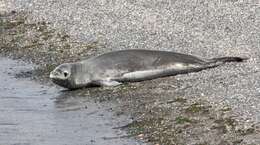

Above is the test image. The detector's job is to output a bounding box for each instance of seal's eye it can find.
[63,71,69,77]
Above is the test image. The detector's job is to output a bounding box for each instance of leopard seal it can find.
[49,49,246,89]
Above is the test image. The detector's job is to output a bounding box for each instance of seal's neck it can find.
[70,62,92,88]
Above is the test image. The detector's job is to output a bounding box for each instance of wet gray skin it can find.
[0,57,143,145]
[50,49,245,89]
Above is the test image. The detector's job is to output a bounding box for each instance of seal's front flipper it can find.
[100,80,122,87]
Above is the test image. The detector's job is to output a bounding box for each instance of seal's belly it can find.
[120,69,170,81]
[110,63,201,82]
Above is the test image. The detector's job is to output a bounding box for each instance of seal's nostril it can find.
[49,71,55,78]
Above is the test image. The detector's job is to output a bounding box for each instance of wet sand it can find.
[0,57,143,145]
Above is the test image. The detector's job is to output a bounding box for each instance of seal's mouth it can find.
[51,78,80,90]
[50,76,70,88]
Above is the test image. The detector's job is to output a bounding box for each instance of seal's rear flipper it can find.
[202,56,248,70]
[210,57,248,63]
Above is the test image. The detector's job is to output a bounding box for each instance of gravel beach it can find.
[1,0,260,144]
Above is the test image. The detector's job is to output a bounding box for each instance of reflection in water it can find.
[54,89,91,112]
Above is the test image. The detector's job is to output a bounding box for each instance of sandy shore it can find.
[1,0,259,144]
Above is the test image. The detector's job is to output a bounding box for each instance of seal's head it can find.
[50,63,93,89]
[49,63,75,89]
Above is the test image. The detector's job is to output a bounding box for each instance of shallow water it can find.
[0,57,142,145]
